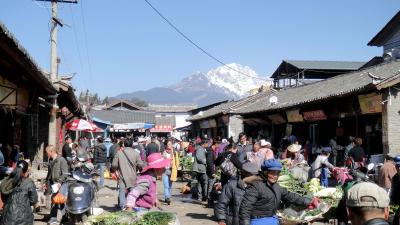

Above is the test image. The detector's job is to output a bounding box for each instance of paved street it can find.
[34,178,215,225]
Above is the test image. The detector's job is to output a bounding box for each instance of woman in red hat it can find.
[125,153,170,211]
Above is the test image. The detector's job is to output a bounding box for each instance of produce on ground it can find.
[87,211,175,225]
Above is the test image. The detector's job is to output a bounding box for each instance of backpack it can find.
[220,154,237,177]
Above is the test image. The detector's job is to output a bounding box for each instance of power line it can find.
[69,5,84,74]
[79,0,94,84]
[142,0,268,81]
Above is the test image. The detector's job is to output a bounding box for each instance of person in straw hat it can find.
[125,152,170,211]
[259,139,274,160]
[286,143,305,169]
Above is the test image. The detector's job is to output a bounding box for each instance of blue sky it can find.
[1,1,399,97]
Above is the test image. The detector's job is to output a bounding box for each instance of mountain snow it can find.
[205,63,265,97]
[170,63,268,98]
[116,63,270,106]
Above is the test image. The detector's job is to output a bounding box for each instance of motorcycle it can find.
[61,150,98,224]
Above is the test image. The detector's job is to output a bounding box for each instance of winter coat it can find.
[192,146,207,174]
[391,173,400,205]
[62,143,72,160]
[348,146,366,162]
[215,176,256,225]
[112,147,145,188]
[0,177,38,225]
[215,151,242,186]
[93,143,107,164]
[237,142,253,163]
[146,142,159,156]
[206,147,216,177]
[239,179,311,225]
[46,156,69,185]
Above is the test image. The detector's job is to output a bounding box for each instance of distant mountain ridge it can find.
[116,63,270,106]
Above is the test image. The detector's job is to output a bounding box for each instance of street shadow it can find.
[99,205,120,212]
[170,194,205,206]
[185,213,216,221]
[104,184,118,190]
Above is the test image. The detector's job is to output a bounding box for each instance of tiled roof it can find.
[368,11,400,46]
[187,91,270,121]
[0,22,56,94]
[91,110,155,124]
[155,116,176,126]
[146,104,197,113]
[105,100,143,110]
[283,60,365,71]
[237,60,400,114]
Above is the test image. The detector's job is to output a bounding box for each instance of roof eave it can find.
[368,11,400,46]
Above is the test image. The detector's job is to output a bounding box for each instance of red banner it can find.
[150,125,173,133]
[303,110,327,121]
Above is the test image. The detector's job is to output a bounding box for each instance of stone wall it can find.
[228,115,243,141]
[382,87,400,154]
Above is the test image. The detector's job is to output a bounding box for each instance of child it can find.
[125,153,170,211]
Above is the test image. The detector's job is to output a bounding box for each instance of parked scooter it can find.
[61,149,98,224]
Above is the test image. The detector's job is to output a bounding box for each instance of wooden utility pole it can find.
[35,0,77,147]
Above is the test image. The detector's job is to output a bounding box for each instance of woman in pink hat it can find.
[125,152,170,211]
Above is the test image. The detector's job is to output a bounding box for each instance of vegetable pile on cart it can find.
[85,211,179,225]
[277,167,343,224]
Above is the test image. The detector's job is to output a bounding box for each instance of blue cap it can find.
[394,155,400,165]
[322,147,332,153]
[261,159,282,171]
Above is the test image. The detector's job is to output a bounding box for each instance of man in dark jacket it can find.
[93,136,107,188]
[62,137,73,163]
[239,159,317,225]
[346,182,390,225]
[46,145,69,225]
[206,140,218,207]
[391,155,400,225]
[192,140,208,201]
[237,133,253,163]
[216,162,259,225]
[146,136,159,156]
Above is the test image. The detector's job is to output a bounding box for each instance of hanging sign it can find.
[303,110,327,121]
[222,115,230,125]
[286,109,304,122]
[209,119,217,128]
[358,93,382,114]
[200,120,210,129]
[150,125,173,133]
[267,114,286,124]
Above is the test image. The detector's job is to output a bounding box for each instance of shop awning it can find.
[112,123,154,130]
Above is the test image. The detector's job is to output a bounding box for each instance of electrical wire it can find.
[69,5,84,76]
[79,0,94,84]
[142,0,268,81]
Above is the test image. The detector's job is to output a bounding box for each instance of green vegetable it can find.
[87,211,174,225]
[304,209,322,217]
[390,204,400,216]
[137,212,174,225]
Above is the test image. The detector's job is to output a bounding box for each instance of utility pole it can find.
[35,0,77,148]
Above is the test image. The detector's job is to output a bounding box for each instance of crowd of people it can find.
[0,131,398,225]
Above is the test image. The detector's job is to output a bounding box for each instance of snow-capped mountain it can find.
[116,63,269,106]
[205,63,265,97]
